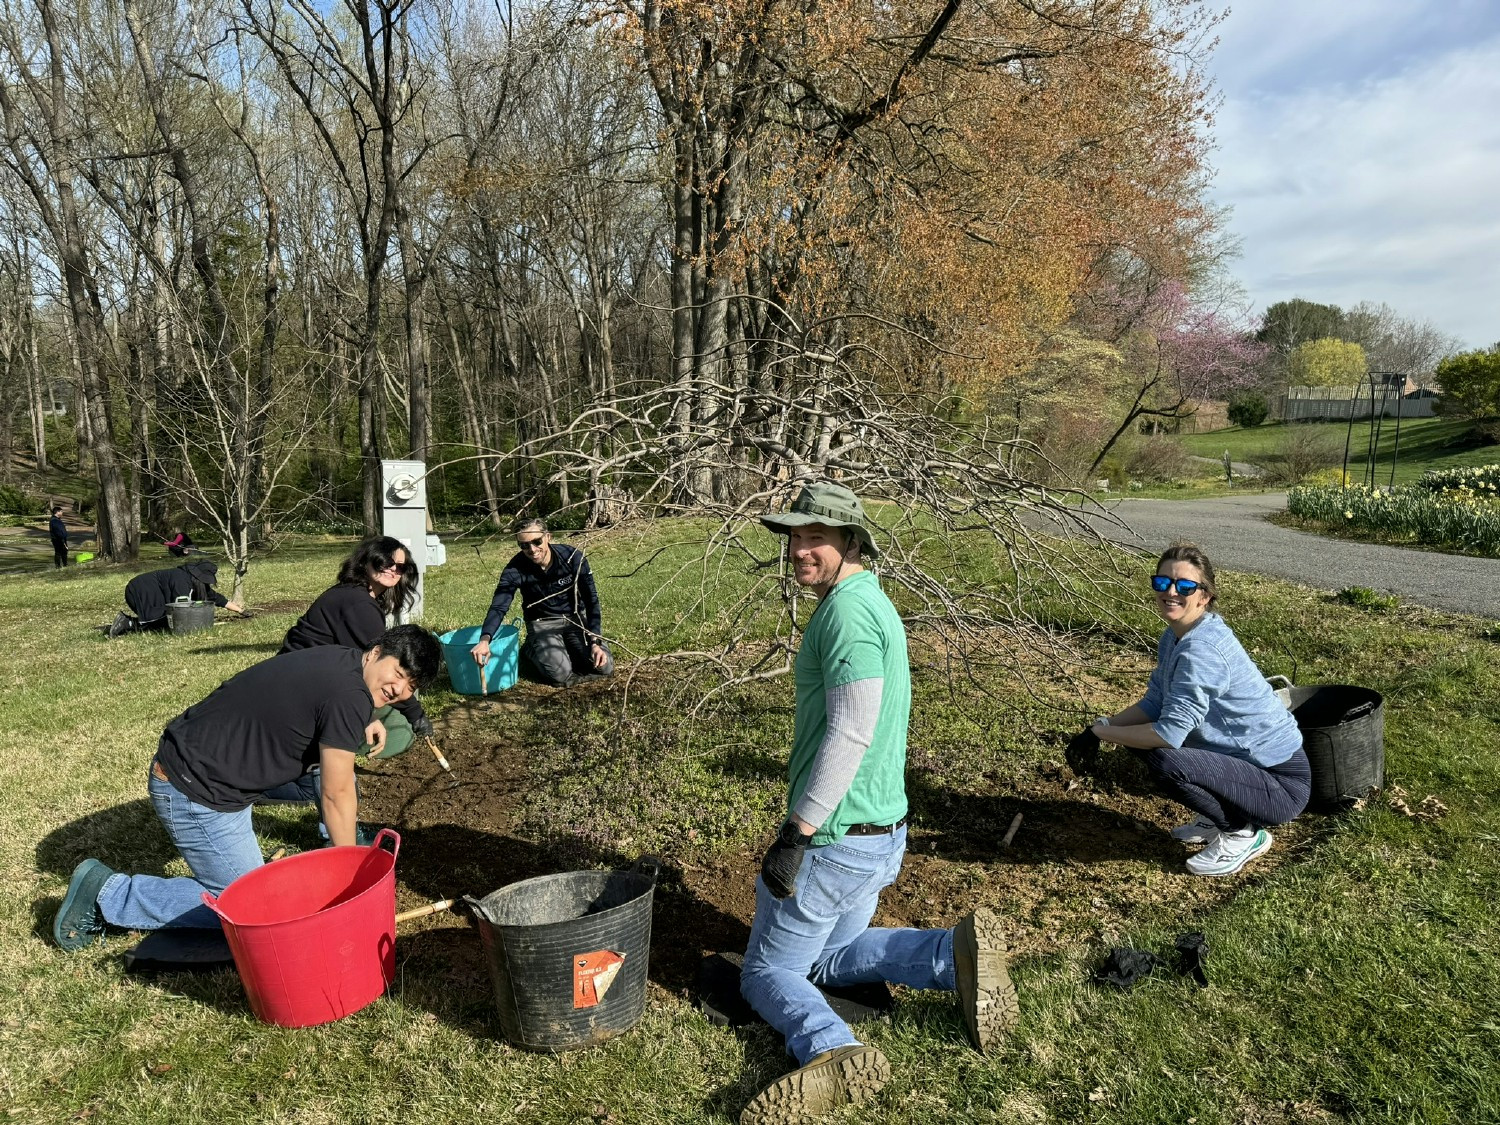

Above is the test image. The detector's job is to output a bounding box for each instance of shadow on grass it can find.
[908,780,1185,871]
[35,798,171,880]
[906,735,1187,869]
[180,641,284,657]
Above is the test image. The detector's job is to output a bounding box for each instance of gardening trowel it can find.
[427,735,460,789]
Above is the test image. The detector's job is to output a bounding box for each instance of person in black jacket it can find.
[469,519,614,687]
[48,506,69,568]
[108,561,242,637]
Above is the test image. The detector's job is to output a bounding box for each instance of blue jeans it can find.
[97,768,265,930]
[740,826,956,1064]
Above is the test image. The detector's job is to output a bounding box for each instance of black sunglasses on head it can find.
[1151,575,1201,595]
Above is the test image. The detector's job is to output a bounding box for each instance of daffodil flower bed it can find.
[1288,475,1500,556]
[1416,464,1500,495]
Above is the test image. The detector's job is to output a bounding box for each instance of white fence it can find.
[1278,387,1437,422]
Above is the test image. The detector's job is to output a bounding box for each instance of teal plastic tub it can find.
[440,625,519,695]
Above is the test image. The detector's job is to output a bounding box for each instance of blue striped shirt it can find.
[1139,613,1302,767]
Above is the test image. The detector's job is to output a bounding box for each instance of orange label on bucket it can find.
[573,949,626,1009]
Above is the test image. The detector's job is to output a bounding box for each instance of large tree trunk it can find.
[27,332,48,474]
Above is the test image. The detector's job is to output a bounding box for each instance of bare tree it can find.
[0,0,135,557]
[242,0,424,534]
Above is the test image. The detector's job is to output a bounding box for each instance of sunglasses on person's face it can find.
[1151,575,1201,596]
[517,537,546,549]
[377,561,407,574]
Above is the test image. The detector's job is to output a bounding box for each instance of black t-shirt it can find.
[154,647,372,811]
[279,583,426,727]
[280,584,387,654]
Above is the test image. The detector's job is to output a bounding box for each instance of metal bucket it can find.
[465,858,658,1051]
[167,601,215,635]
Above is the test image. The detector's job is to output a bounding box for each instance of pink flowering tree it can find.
[1083,279,1267,473]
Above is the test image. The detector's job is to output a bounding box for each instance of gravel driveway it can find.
[1078,491,1500,621]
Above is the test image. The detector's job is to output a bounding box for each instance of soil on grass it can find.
[355,684,1317,1007]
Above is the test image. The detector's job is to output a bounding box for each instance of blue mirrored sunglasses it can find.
[1151,575,1201,595]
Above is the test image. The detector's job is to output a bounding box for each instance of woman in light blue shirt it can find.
[1089,544,1310,876]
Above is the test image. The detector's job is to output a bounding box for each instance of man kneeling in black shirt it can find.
[52,625,443,950]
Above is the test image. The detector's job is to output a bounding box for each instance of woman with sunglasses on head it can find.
[1083,544,1309,877]
[277,536,432,757]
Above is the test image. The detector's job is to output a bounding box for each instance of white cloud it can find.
[1206,3,1500,351]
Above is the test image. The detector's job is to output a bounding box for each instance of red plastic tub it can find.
[203,829,400,1028]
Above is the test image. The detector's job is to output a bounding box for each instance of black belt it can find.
[845,817,907,836]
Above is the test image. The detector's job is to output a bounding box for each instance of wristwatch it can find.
[1093,715,1111,728]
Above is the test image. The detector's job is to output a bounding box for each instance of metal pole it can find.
[1370,376,1389,487]
[1364,375,1378,488]
[1341,384,1357,485]
[1386,371,1410,488]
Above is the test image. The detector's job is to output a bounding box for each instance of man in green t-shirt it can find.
[737,481,1020,1124]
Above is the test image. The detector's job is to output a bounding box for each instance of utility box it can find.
[380,459,445,622]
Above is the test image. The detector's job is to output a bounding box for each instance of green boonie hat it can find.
[760,481,879,558]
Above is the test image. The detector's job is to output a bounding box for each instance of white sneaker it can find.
[1170,816,1219,844]
[1185,828,1272,877]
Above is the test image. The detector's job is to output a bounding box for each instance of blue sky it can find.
[1205,0,1500,349]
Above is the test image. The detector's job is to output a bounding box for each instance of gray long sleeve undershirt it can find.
[792,676,884,829]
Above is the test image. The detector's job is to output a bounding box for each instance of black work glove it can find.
[760,821,813,899]
[1065,728,1101,776]
[1175,931,1209,988]
[411,714,435,738]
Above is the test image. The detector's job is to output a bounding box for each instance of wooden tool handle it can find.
[395,898,454,925]
[1000,813,1023,848]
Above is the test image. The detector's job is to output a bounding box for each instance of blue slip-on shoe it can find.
[53,859,115,951]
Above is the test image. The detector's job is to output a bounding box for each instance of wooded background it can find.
[0,0,1256,585]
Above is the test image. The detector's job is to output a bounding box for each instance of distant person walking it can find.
[48,506,68,568]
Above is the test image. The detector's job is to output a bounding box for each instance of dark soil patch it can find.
[357,690,1318,1008]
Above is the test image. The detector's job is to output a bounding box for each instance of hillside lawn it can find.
[2,525,1497,1123]
[1176,417,1497,488]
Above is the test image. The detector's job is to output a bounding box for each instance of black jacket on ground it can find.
[124,562,228,623]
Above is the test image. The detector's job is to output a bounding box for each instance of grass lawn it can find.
[1177,418,1497,487]
[2,526,1498,1123]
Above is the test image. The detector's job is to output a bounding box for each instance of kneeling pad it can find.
[123,927,234,975]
